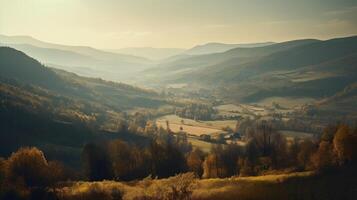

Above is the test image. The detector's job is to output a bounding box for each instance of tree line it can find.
[0,122,356,199]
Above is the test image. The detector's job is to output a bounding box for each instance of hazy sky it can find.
[1,0,357,49]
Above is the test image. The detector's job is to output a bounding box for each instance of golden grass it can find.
[188,138,214,152]
[57,171,318,200]
[157,121,225,136]
[156,115,237,136]
[157,115,237,129]
[192,171,316,200]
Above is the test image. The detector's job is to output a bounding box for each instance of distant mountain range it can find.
[142,36,357,108]
[0,35,153,82]
[108,42,275,60]
[109,47,185,60]
[2,34,356,111]
[183,42,275,55]
[0,34,276,81]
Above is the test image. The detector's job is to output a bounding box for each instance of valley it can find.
[0,34,356,200]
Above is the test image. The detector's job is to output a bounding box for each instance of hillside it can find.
[313,83,357,116]
[184,42,275,55]
[56,169,357,200]
[142,36,357,108]
[0,47,163,166]
[110,47,185,60]
[0,35,153,82]
[141,39,319,84]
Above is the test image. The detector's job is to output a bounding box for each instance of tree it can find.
[297,140,316,169]
[202,153,227,178]
[47,160,68,187]
[270,133,288,169]
[81,143,113,181]
[238,158,255,176]
[321,124,338,142]
[220,144,243,176]
[109,140,147,181]
[288,138,300,166]
[148,140,186,178]
[311,141,336,170]
[202,154,219,178]
[333,125,357,165]
[6,147,50,188]
[186,149,204,177]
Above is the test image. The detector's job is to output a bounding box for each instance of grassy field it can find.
[215,103,272,118]
[157,120,225,136]
[56,168,357,200]
[156,115,237,136]
[257,96,315,108]
[188,137,214,152]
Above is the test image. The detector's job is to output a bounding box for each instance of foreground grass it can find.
[56,169,357,200]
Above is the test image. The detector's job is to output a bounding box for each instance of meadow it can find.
[55,168,357,200]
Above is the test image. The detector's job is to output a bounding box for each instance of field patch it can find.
[156,114,237,135]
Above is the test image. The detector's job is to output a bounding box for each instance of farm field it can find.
[156,120,225,136]
[188,137,214,152]
[256,96,316,108]
[215,103,274,118]
[156,114,237,135]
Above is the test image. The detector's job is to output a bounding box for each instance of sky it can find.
[0,0,357,49]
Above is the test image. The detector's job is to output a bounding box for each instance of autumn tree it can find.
[109,139,148,181]
[220,144,243,176]
[202,154,221,178]
[81,143,113,181]
[269,133,288,169]
[311,141,336,170]
[333,125,357,165]
[297,139,316,169]
[148,140,186,178]
[6,147,50,188]
[186,149,205,177]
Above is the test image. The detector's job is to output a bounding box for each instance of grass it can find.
[187,138,214,152]
[156,121,225,136]
[257,96,316,108]
[56,168,357,200]
[156,115,237,136]
[193,169,356,200]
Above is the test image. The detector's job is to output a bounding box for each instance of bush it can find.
[6,147,50,188]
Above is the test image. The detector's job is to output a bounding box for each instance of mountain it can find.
[183,42,275,55]
[142,36,357,105]
[0,47,165,109]
[141,39,319,84]
[316,82,357,114]
[0,34,153,82]
[0,47,63,88]
[109,47,185,60]
[0,47,165,166]
[0,34,148,63]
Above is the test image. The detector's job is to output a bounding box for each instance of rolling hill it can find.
[141,39,320,84]
[183,42,275,55]
[0,34,153,82]
[109,47,185,60]
[0,47,163,166]
[142,36,357,107]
